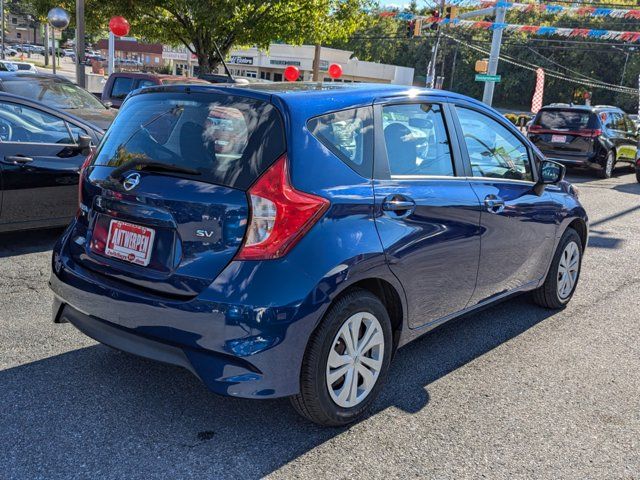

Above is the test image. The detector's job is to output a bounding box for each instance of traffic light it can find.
[444,5,458,21]
[413,19,422,37]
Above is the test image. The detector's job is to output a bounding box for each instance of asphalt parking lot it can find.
[1,170,639,479]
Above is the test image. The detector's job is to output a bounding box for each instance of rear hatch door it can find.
[71,89,285,298]
[528,108,598,156]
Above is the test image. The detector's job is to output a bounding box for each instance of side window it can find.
[137,79,156,89]
[0,101,78,144]
[307,107,373,178]
[624,115,636,134]
[456,106,533,182]
[382,103,454,176]
[110,77,135,99]
[606,112,625,131]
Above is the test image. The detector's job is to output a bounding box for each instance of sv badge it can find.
[195,229,216,238]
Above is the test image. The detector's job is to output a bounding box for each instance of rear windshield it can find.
[92,91,285,190]
[534,109,596,130]
[1,78,106,110]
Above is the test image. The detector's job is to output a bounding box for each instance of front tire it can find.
[598,150,615,179]
[636,167,640,183]
[532,228,583,309]
[291,289,393,426]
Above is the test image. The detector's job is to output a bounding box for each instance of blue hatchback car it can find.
[50,83,588,425]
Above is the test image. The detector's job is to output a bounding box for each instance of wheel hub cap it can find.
[326,312,384,408]
[557,241,580,300]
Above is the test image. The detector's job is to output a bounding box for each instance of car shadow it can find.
[1,295,556,478]
[0,227,64,258]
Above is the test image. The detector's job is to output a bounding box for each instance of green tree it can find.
[28,0,370,73]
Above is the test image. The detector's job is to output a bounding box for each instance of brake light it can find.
[77,148,95,212]
[235,154,329,260]
[578,128,602,137]
[528,124,542,133]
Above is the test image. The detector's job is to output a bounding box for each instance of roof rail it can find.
[594,105,619,109]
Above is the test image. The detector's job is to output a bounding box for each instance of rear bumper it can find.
[542,154,601,169]
[49,247,325,399]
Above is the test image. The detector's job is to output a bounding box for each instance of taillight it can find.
[578,128,602,137]
[78,148,95,212]
[528,124,542,133]
[235,154,329,260]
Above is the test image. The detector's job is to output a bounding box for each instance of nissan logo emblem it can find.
[122,172,141,191]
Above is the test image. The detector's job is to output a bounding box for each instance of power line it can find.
[444,33,639,95]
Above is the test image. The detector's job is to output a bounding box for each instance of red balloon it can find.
[284,65,299,82]
[109,16,130,37]
[328,63,343,79]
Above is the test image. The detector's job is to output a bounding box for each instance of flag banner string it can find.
[380,3,640,20]
[408,17,640,43]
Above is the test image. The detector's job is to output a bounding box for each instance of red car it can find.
[101,72,209,108]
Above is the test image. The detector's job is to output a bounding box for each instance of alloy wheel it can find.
[326,312,384,408]
[557,241,580,300]
[606,154,614,177]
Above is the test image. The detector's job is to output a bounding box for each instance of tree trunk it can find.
[191,34,234,75]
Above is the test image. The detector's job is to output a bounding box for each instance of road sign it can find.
[475,74,501,82]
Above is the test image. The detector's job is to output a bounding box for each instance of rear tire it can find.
[598,151,615,179]
[532,228,583,309]
[291,289,393,426]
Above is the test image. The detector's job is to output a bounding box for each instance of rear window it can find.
[110,77,135,99]
[535,109,596,130]
[1,78,106,110]
[92,92,285,190]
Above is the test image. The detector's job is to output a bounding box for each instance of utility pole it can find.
[426,0,446,88]
[482,5,506,106]
[44,24,49,66]
[449,46,458,90]
[76,0,86,88]
[1,0,5,60]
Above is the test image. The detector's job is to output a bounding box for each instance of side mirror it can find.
[77,135,92,156]
[103,101,112,109]
[533,159,565,195]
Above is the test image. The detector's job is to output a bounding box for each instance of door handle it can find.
[484,194,505,213]
[3,155,34,165]
[382,195,416,216]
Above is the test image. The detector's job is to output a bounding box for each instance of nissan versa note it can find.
[50,83,588,426]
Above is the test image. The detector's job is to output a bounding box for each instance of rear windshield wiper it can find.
[109,158,201,179]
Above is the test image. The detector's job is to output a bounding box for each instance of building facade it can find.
[96,38,164,67]
[162,43,414,85]
[4,14,42,44]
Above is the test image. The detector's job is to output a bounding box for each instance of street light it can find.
[47,7,70,75]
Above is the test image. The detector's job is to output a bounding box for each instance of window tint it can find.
[307,107,373,178]
[0,101,78,144]
[93,92,285,190]
[110,77,135,99]
[535,109,594,130]
[456,107,533,182]
[382,103,453,176]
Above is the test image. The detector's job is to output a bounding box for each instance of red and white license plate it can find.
[551,134,567,143]
[105,220,155,266]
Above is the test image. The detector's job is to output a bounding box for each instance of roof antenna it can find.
[212,40,235,83]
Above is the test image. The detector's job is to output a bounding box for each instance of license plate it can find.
[104,220,155,266]
[551,134,567,143]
